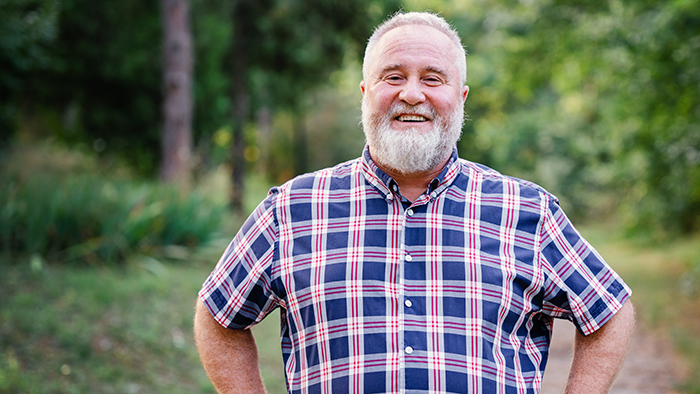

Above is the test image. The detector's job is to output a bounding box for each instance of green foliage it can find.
[244,0,401,111]
[0,0,59,87]
[0,0,60,140]
[0,143,230,264]
[1,0,401,177]
[36,0,163,173]
[190,0,233,146]
[221,0,401,178]
[2,0,698,236]
[0,0,164,171]
[434,0,700,235]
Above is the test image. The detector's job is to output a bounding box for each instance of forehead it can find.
[369,25,459,76]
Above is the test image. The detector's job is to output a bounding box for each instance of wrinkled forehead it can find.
[367,25,462,77]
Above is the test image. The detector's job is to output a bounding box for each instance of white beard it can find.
[361,100,464,175]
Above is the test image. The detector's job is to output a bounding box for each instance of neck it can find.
[373,153,451,203]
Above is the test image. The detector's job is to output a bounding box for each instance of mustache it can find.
[387,103,437,120]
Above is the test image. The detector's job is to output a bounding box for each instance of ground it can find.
[541,319,688,394]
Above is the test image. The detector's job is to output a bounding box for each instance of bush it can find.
[0,143,230,264]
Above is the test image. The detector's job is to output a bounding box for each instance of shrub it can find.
[0,143,230,264]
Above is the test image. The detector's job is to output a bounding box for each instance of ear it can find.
[462,85,470,102]
[360,80,366,96]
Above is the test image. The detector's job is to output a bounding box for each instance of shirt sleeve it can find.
[538,195,632,336]
[198,188,282,330]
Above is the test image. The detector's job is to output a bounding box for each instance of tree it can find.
[160,0,194,186]
[446,0,700,234]
[24,0,163,173]
[0,0,60,142]
[227,0,257,212]
[224,0,400,211]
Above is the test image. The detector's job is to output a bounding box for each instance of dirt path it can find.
[541,320,687,394]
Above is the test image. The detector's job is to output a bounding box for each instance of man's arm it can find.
[193,298,267,394]
[564,300,635,394]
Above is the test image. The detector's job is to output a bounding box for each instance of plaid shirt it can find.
[199,147,631,394]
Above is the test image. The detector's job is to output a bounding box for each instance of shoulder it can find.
[455,158,558,204]
[263,158,361,225]
[269,157,361,199]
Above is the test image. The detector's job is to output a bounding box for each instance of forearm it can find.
[564,300,635,394]
[194,298,267,394]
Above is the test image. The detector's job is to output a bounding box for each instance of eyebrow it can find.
[378,64,449,79]
[379,63,404,75]
[423,66,449,78]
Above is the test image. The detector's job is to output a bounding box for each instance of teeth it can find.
[397,115,428,122]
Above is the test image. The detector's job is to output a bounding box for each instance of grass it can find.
[0,249,288,394]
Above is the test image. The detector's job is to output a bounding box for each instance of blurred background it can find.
[1,0,699,392]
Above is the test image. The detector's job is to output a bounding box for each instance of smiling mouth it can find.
[396,115,429,122]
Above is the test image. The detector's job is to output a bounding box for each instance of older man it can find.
[194,11,634,394]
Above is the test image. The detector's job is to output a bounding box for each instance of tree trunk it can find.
[255,105,272,175]
[229,70,247,212]
[228,0,253,212]
[293,116,309,176]
[160,0,193,187]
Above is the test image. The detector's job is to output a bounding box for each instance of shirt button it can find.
[405,299,412,307]
[392,184,398,192]
[405,254,412,262]
[386,193,393,200]
[430,191,438,199]
[406,208,414,216]
[405,346,414,354]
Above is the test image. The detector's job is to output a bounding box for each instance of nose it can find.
[399,77,426,105]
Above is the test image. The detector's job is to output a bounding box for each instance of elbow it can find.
[619,299,636,330]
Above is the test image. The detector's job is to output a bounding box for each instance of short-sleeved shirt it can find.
[199,147,631,394]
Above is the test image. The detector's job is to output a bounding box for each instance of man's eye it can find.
[385,75,404,84]
[424,77,443,86]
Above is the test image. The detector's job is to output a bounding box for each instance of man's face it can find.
[360,24,469,175]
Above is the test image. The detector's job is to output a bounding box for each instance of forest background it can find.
[1,0,699,392]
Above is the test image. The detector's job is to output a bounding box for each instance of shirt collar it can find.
[360,145,460,203]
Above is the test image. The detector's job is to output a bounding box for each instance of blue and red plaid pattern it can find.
[199,147,631,394]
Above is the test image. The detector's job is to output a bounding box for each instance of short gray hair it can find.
[362,11,467,86]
